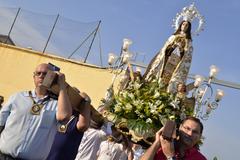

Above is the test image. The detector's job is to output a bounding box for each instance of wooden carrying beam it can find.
[42,70,83,111]
[42,70,103,121]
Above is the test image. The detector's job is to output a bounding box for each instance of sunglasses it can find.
[34,71,47,77]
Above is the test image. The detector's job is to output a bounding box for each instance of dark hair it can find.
[174,20,192,40]
[181,116,203,134]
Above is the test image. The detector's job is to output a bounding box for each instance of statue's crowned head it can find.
[172,3,205,36]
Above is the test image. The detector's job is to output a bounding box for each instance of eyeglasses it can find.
[34,71,47,77]
[182,125,200,136]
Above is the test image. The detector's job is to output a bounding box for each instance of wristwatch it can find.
[167,156,177,160]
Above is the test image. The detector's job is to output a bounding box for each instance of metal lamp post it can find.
[193,65,224,120]
[107,38,133,86]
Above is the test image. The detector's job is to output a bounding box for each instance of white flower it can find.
[151,110,158,115]
[133,99,144,107]
[170,101,179,109]
[115,105,122,112]
[155,100,162,106]
[125,103,133,111]
[128,93,135,99]
[150,103,157,113]
[151,105,157,110]
[133,81,142,90]
[146,118,153,124]
[122,92,128,98]
[148,102,154,109]
[135,110,141,115]
[153,91,160,98]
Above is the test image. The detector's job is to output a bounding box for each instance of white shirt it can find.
[97,140,126,160]
[75,122,112,160]
[133,147,145,160]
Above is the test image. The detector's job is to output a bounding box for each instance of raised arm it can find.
[140,129,162,160]
[76,92,91,132]
[56,72,72,121]
[141,127,176,160]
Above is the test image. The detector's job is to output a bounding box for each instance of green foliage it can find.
[107,78,194,139]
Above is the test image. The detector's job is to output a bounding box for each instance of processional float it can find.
[100,3,224,146]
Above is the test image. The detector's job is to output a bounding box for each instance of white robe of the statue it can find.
[144,34,193,93]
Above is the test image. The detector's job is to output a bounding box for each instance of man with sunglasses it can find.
[0,63,72,160]
[141,117,207,160]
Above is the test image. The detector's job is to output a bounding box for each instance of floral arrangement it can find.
[104,76,195,143]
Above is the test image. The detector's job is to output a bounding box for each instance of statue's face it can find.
[181,21,189,32]
[177,83,186,93]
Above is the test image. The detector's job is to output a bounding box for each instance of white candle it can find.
[122,38,132,51]
[215,89,224,102]
[122,53,131,64]
[209,65,219,78]
[108,53,117,65]
[194,75,204,87]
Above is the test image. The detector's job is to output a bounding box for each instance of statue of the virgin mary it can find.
[143,3,204,94]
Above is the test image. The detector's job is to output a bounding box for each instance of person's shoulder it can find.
[9,90,29,98]
[198,152,207,160]
[192,149,207,160]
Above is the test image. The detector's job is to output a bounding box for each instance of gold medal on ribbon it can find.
[31,104,43,115]
[58,124,67,133]
[57,115,75,133]
[28,91,50,115]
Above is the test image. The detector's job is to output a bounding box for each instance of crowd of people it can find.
[0,63,144,160]
[0,19,207,160]
[0,63,207,160]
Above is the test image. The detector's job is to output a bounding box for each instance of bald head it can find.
[33,63,51,88]
[34,63,51,71]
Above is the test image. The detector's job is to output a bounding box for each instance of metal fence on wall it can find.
[0,7,103,66]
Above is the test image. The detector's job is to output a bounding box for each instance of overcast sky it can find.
[0,0,240,159]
